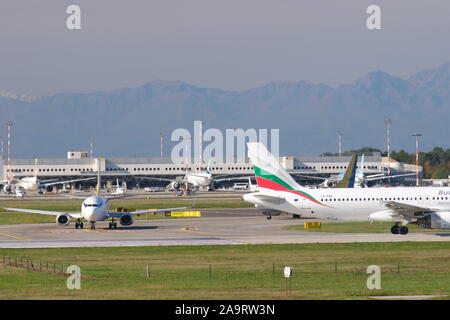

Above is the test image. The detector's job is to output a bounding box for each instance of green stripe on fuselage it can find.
[253,166,317,202]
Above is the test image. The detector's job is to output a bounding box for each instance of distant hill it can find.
[1,62,450,158]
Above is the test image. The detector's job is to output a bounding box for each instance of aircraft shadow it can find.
[116,226,159,231]
[434,233,450,237]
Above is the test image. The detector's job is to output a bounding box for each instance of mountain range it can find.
[1,62,450,159]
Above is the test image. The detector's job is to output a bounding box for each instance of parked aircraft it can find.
[140,164,252,195]
[243,143,450,234]
[2,159,95,195]
[111,178,126,195]
[293,154,415,188]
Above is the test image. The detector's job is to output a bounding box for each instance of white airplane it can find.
[1,169,187,230]
[2,159,96,194]
[293,154,415,188]
[2,176,96,194]
[112,178,126,195]
[140,164,252,195]
[243,142,450,235]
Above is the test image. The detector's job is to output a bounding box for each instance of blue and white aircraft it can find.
[1,168,187,230]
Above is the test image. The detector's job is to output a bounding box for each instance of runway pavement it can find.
[0,209,449,248]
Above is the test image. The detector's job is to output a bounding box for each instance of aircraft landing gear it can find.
[391,224,408,235]
[108,220,118,229]
[400,226,409,235]
[75,219,84,229]
[266,214,272,220]
[90,222,96,230]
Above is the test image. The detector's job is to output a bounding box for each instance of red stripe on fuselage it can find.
[255,176,324,206]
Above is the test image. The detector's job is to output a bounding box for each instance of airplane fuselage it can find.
[185,172,212,187]
[81,195,109,222]
[244,186,450,222]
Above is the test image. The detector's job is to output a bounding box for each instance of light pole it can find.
[338,131,343,157]
[4,121,14,182]
[412,133,422,187]
[385,119,392,176]
[160,132,164,158]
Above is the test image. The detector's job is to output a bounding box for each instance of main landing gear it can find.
[90,222,96,230]
[108,219,118,229]
[75,219,84,229]
[391,223,408,235]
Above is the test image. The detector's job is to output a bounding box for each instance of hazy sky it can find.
[1,0,449,96]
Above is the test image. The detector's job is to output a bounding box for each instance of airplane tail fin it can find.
[334,154,357,188]
[206,160,211,175]
[247,142,307,193]
[358,154,365,175]
[33,158,38,178]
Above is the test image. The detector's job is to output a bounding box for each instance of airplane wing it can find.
[106,207,189,218]
[383,201,433,220]
[57,194,88,200]
[214,176,254,182]
[0,207,83,218]
[40,177,97,187]
[290,174,327,181]
[105,194,137,201]
[138,177,174,183]
[366,173,416,182]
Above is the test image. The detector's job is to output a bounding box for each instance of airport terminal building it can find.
[1,150,420,189]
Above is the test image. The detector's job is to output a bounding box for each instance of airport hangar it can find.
[1,151,420,190]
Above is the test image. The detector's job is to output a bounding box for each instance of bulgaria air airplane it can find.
[1,169,187,230]
[243,143,450,235]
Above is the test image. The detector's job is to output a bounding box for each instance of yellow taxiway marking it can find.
[0,232,32,241]
[180,226,217,235]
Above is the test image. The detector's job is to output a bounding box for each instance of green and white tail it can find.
[247,142,306,192]
[247,142,322,205]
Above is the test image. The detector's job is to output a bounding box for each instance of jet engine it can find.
[3,184,13,193]
[119,214,134,226]
[322,180,334,188]
[368,210,398,222]
[171,181,181,190]
[56,214,70,226]
[417,212,450,230]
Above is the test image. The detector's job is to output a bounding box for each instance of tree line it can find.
[321,147,450,179]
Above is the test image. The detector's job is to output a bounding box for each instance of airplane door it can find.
[301,198,311,209]
[419,195,430,206]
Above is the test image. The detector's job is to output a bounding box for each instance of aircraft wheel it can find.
[108,222,112,229]
[80,223,84,229]
[113,222,117,229]
[391,225,399,234]
[400,226,409,235]
[266,215,272,220]
[75,223,79,229]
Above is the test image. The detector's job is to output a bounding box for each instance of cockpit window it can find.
[83,203,99,207]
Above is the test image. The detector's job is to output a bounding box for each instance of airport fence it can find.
[0,255,73,277]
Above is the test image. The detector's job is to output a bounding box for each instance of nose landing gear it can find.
[90,222,96,230]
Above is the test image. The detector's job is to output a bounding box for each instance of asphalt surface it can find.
[0,208,449,248]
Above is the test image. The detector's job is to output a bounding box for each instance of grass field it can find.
[285,221,450,234]
[0,198,252,224]
[0,242,449,300]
